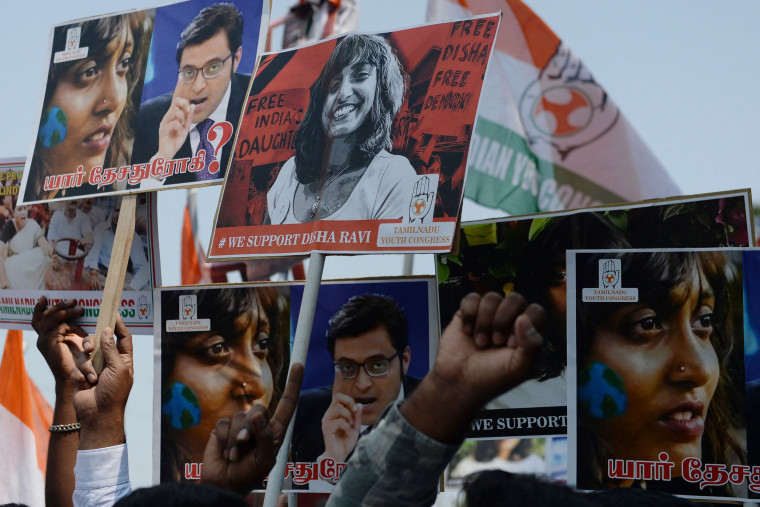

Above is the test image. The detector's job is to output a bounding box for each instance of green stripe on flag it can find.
[465,118,623,215]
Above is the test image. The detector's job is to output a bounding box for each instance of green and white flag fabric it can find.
[427,0,680,214]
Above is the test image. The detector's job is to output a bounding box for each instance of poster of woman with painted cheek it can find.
[25,12,152,202]
[158,285,290,484]
[571,250,746,500]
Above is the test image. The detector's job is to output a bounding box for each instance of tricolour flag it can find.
[0,330,53,507]
[427,0,680,215]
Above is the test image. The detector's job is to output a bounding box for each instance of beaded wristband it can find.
[49,422,81,433]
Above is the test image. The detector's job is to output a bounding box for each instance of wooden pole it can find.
[90,194,137,373]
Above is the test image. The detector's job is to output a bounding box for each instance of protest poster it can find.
[153,277,437,490]
[0,158,157,332]
[436,190,753,440]
[208,15,500,258]
[426,0,680,215]
[566,248,759,501]
[154,282,292,484]
[19,0,269,204]
[287,277,437,491]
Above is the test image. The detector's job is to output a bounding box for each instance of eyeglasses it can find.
[333,353,398,379]
[178,54,233,84]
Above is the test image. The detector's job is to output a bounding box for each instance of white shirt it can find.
[73,444,131,507]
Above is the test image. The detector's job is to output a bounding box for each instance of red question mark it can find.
[206,121,234,175]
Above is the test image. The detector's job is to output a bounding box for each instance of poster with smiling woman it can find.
[208,14,500,258]
[566,248,759,502]
[18,0,270,204]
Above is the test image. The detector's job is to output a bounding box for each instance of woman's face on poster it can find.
[46,24,134,174]
[321,61,377,140]
[586,265,720,471]
[167,306,274,456]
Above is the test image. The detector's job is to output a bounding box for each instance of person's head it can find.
[34,13,146,180]
[576,251,740,486]
[114,482,247,506]
[64,198,79,215]
[461,470,699,507]
[80,198,94,213]
[326,293,410,426]
[175,3,243,124]
[462,470,592,507]
[109,200,122,229]
[13,206,28,230]
[160,287,287,480]
[591,487,698,507]
[514,213,631,381]
[294,34,407,184]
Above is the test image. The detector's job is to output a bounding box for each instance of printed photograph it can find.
[288,278,436,491]
[210,15,499,257]
[437,192,751,428]
[157,284,290,484]
[569,249,748,500]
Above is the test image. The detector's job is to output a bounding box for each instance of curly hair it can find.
[293,33,407,184]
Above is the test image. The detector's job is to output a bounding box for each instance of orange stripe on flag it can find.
[504,0,560,68]
[0,331,34,428]
[181,204,202,285]
[30,379,53,479]
[0,330,52,476]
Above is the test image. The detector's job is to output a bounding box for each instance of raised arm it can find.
[327,292,545,506]
[72,320,134,507]
[33,296,88,507]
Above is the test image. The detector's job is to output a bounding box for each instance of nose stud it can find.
[679,365,685,372]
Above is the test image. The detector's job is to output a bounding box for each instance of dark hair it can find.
[114,483,246,506]
[462,470,592,507]
[176,3,243,64]
[30,13,147,199]
[326,293,408,357]
[591,487,698,506]
[294,34,407,184]
[576,251,744,492]
[160,287,289,482]
[461,469,699,507]
[514,213,631,381]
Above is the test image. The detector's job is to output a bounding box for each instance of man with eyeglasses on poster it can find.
[131,3,248,186]
[292,294,420,489]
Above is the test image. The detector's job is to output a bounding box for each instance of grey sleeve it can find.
[326,401,460,507]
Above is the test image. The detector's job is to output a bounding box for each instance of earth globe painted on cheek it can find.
[38,106,68,148]
[578,361,627,419]
[162,382,201,430]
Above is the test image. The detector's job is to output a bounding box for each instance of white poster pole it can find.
[263,251,325,506]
